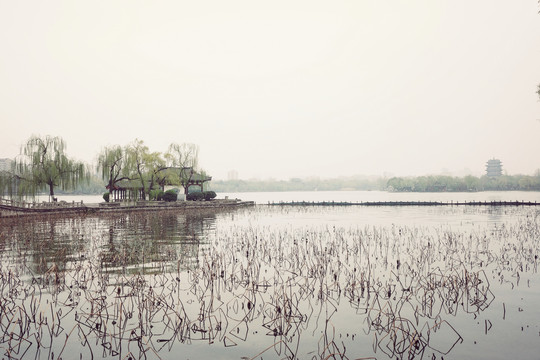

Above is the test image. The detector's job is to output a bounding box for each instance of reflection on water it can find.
[1,210,217,276]
[0,205,539,359]
[98,211,217,274]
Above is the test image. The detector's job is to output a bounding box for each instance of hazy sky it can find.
[1,1,539,180]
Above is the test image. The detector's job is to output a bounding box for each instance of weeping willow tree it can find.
[0,161,18,199]
[124,139,151,200]
[0,135,89,200]
[97,144,131,193]
[165,143,206,195]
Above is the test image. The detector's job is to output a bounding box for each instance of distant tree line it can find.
[0,135,207,200]
[386,174,540,192]
[213,173,540,193]
[212,177,388,193]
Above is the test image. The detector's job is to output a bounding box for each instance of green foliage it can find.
[211,173,540,193]
[124,139,173,200]
[103,192,110,202]
[386,174,540,192]
[165,143,201,193]
[97,145,128,192]
[0,165,17,198]
[149,189,164,201]
[211,176,386,192]
[125,139,150,200]
[186,192,204,201]
[204,191,217,200]
[1,137,213,200]
[1,135,89,199]
[55,173,105,195]
[162,189,177,202]
[185,191,216,201]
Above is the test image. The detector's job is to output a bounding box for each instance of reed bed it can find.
[0,206,539,359]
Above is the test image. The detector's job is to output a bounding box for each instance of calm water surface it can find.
[1,192,539,359]
[221,190,540,204]
[37,190,540,205]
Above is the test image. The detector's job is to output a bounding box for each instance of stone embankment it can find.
[94,199,254,213]
[0,198,254,218]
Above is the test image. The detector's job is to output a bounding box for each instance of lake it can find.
[1,191,539,359]
[43,190,540,205]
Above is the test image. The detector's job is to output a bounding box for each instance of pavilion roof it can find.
[106,179,151,190]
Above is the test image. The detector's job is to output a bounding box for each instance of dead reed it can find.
[0,206,538,359]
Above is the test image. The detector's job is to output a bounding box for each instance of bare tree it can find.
[165,143,201,195]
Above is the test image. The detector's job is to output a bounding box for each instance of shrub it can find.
[186,192,204,201]
[186,191,216,201]
[150,189,164,201]
[203,191,217,201]
[162,189,178,202]
[103,192,110,202]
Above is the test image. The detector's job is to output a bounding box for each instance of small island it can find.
[0,135,253,217]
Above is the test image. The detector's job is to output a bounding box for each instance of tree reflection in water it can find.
[98,210,214,273]
[0,206,538,359]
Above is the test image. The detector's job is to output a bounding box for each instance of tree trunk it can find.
[49,182,55,201]
[183,170,193,195]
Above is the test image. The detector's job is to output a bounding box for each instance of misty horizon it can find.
[1,1,539,181]
[0,147,528,181]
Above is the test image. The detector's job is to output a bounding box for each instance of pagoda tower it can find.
[485,159,503,177]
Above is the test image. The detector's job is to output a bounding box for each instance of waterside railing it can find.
[0,197,85,209]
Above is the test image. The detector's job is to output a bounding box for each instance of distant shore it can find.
[211,174,540,193]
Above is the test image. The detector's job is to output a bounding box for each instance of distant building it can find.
[227,170,238,181]
[0,158,12,172]
[485,159,503,177]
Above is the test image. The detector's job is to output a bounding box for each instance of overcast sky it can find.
[1,1,539,180]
